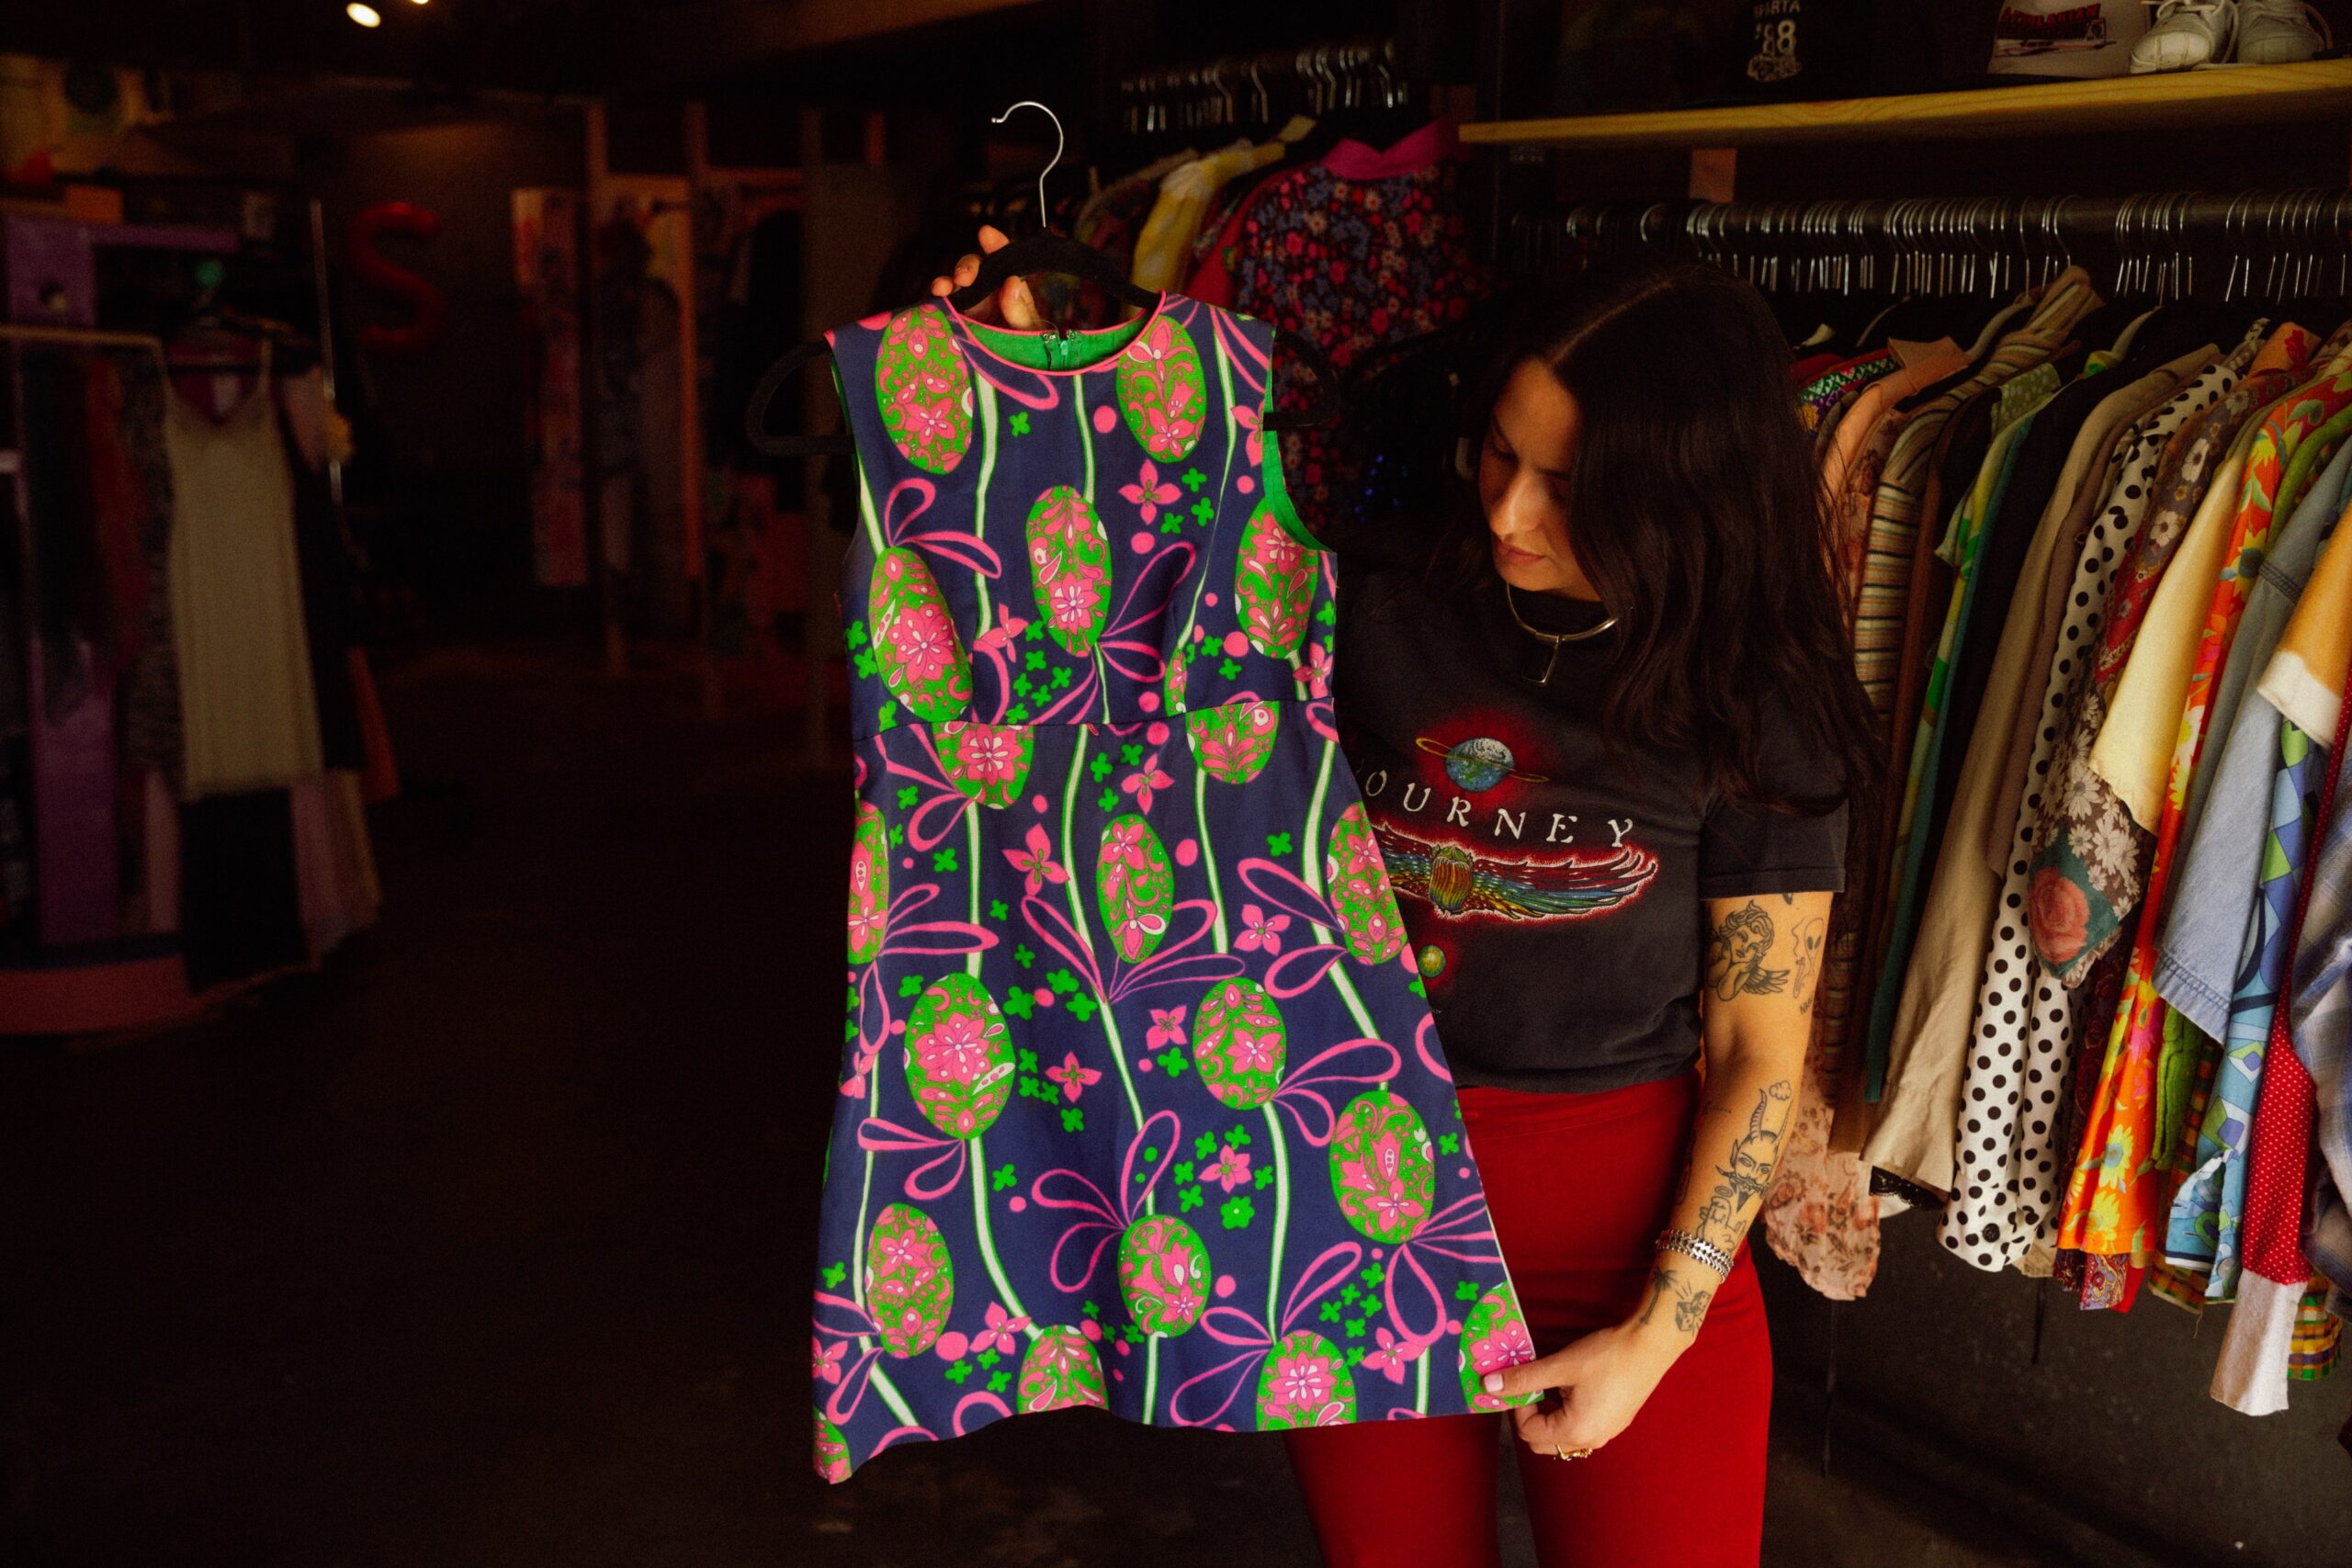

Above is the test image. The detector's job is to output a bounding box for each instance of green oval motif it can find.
[1116,1213,1212,1337]
[865,1201,954,1358]
[813,1409,854,1483]
[1233,502,1315,659]
[869,547,972,722]
[1016,1325,1108,1414]
[1328,1088,1436,1245]
[1325,804,1406,963]
[1192,976,1286,1110]
[1187,699,1280,784]
[874,303,973,474]
[903,973,1017,1138]
[1114,312,1207,461]
[846,799,890,964]
[1162,639,1191,714]
[937,719,1033,807]
[1458,1280,1541,1411]
[1096,814,1175,964]
[1254,1329,1358,1429]
[1026,484,1114,657]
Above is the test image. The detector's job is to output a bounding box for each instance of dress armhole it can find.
[825,356,886,547]
[1257,368,1324,552]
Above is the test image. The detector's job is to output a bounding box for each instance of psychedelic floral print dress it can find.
[810,292,1534,1482]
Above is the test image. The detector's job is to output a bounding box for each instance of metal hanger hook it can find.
[993,100,1065,230]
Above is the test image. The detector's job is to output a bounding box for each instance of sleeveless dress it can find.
[810,292,1534,1483]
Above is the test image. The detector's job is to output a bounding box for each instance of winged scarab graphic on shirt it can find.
[1372,822,1659,922]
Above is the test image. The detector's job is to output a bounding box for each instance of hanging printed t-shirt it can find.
[808,294,1534,1483]
[1335,564,1849,1095]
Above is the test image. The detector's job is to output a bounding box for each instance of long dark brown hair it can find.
[1434,260,1882,827]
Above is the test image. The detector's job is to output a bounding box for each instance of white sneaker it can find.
[2131,0,2234,71]
[2237,0,2332,62]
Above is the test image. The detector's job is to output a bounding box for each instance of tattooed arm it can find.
[1486,890,1832,1457]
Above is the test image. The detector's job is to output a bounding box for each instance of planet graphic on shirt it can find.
[1414,735,1549,794]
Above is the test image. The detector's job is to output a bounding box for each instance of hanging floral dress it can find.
[808,294,1533,1482]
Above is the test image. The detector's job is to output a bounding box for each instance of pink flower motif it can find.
[1146,1006,1188,1052]
[1204,1144,1253,1192]
[894,604,956,683]
[897,385,959,446]
[1004,823,1069,897]
[1117,459,1182,524]
[972,615,1029,658]
[1235,902,1291,955]
[1047,576,1093,626]
[1227,1026,1282,1076]
[845,904,885,958]
[1271,1352,1339,1413]
[1292,641,1331,700]
[812,1336,846,1385]
[958,725,1020,784]
[1255,529,1303,578]
[2028,868,2091,966]
[916,1011,993,1084]
[1144,400,1195,453]
[1234,400,1264,466]
[1121,750,1175,813]
[1341,1132,1429,1235]
[971,1301,1033,1357]
[1361,1325,1422,1385]
[1046,1051,1102,1103]
[1102,817,1151,867]
[874,1230,938,1285]
[1467,1319,1536,1409]
[1128,317,1182,368]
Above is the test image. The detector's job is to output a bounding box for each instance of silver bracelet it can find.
[1656,1228,1736,1280]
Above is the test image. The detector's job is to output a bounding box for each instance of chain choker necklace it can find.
[1505,583,1618,685]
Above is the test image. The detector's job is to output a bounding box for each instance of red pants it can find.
[1283,1070,1772,1568]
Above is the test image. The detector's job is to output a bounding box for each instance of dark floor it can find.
[2,644,2096,1566]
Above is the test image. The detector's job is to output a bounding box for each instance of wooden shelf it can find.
[1459,60,2352,150]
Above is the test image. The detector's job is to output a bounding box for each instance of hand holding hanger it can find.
[927,223,1040,327]
[744,99,1345,457]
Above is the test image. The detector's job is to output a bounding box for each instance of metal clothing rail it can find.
[1509,188,2352,303]
[0,322,166,360]
[1117,37,1403,134]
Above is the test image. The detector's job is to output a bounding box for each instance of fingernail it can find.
[1481,1372,1501,1393]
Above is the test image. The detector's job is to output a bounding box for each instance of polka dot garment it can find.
[1938,355,2244,1270]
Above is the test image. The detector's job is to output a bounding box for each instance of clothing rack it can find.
[1508,188,2352,301]
[1117,37,1404,134]
[0,322,166,361]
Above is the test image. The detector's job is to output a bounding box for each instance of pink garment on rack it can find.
[1316,116,1462,180]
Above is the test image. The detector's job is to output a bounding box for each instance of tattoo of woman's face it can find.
[1704,901,1788,1001]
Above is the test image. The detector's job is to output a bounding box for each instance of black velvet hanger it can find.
[745,231,1346,458]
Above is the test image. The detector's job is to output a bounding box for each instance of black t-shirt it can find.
[1336,561,1849,1093]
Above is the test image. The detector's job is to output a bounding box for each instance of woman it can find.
[933,235,1877,1567]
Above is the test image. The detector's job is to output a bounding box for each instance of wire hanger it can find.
[746,98,1345,457]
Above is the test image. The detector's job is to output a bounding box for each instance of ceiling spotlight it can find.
[346,2,382,24]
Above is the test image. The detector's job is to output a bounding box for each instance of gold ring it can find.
[1552,1446,1596,1461]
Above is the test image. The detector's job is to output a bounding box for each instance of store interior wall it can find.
[305,113,585,633]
